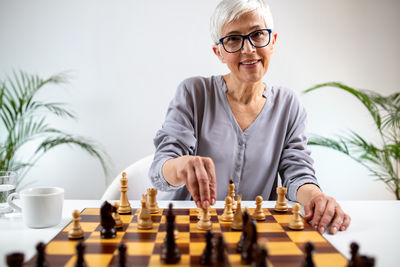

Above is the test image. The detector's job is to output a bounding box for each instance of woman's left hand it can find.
[303,193,351,234]
[297,184,351,235]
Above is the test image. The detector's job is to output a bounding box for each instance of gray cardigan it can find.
[149,75,318,201]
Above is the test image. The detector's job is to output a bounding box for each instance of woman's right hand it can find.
[162,155,217,208]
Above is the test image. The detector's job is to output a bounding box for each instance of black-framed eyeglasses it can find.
[218,29,272,53]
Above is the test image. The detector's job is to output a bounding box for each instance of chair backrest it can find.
[101,154,174,201]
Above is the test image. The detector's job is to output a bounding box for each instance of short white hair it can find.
[210,0,274,44]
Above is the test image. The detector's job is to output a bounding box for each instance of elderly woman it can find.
[149,0,350,235]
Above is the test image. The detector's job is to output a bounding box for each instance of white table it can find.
[0,200,399,267]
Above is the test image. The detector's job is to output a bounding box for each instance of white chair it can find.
[101,154,173,201]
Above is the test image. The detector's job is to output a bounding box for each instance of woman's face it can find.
[213,11,277,85]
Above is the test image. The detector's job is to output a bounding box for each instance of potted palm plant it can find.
[0,70,110,188]
[303,82,400,200]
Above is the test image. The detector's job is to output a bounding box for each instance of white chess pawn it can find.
[221,196,234,222]
[252,195,266,221]
[68,210,84,239]
[288,203,304,230]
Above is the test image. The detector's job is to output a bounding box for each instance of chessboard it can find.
[24,207,348,267]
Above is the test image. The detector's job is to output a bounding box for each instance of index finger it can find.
[310,198,327,230]
[193,157,211,208]
[203,157,217,205]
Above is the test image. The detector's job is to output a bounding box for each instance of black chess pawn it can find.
[303,242,315,267]
[348,242,375,267]
[348,242,359,267]
[161,203,181,264]
[117,242,127,267]
[237,210,250,253]
[100,201,117,239]
[35,242,49,267]
[75,241,87,267]
[200,230,214,265]
[6,252,24,267]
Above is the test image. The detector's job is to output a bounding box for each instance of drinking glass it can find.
[0,171,18,214]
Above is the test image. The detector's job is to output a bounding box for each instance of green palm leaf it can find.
[0,70,111,187]
[304,82,400,199]
[304,82,382,130]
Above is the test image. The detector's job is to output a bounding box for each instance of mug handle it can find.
[7,192,22,212]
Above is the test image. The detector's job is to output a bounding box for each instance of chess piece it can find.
[197,206,212,230]
[214,234,230,267]
[252,195,266,220]
[348,242,375,267]
[35,242,49,267]
[161,203,181,264]
[241,214,258,264]
[274,187,288,212]
[229,180,237,211]
[221,196,234,222]
[113,202,123,229]
[100,201,117,238]
[251,245,268,267]
[237,209,250,253]
[200,230,214,265]
[118,172,132,214]
[288,203,304,230]
[6,252,24,267]
[231,195,243,230]
[117,243,127,267]
[303,242,315,267]
[137,194,153,230]
[197,207,202,219]
[358,256,375,267]
[147,188,160,214]
[68,210,85,239]
[75,241,87,267]
[348,242,360,267]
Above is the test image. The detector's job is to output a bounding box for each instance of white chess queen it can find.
[149,0,350,235]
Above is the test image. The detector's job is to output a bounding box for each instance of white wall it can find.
[0,0,398,200]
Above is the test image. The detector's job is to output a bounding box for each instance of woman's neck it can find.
[223,74,265,104]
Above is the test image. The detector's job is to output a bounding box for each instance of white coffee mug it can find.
[7,187,64,228]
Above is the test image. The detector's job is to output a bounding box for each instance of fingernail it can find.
[313,225,318,230]
[340,226,346,231]
[196,201,200,207]
[332,227,337,234]
[211,198,216,205]
[319,227,325,234]
[203,200,209,208]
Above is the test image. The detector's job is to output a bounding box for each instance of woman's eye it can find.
[225,36,241,44]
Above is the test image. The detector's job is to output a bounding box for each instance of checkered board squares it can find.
[25,208,348,267]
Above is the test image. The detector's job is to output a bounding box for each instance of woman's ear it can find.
[212,45,225,63]
[270,32,278,52]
